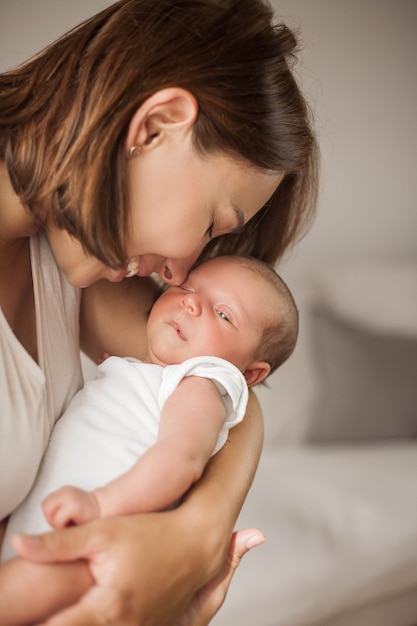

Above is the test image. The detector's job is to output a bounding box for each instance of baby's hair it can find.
[225,255,299,381]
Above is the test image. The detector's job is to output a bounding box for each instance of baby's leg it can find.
[0,556,93,625]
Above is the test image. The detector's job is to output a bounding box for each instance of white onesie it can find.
[1,354,247,561]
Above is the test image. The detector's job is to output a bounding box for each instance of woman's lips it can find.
[124,256,157,279]
[111,269,128,283]
[125,257,140,278]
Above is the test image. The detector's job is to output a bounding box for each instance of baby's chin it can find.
[145,347,187,368]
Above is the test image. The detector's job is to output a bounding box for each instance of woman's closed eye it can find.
[205,217,244,241]
[206,220,215,240]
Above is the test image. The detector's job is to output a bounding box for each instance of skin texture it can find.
[45,89,282,289]
[0,527,265,626]
[146,256,272,382]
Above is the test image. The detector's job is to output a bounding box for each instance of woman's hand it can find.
[13,512,201,626]
[174,528,265,626]
[12,516,264,626]
[13,389,265,625]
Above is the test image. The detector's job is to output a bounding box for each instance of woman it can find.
[0,0,318,623]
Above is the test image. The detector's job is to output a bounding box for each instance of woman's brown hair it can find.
[0,0,319,268]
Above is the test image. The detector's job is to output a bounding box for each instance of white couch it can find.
[212,260,417,626]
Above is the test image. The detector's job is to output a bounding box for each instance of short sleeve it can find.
[159,356,249,454]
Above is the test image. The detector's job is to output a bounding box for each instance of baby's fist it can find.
[42,486,99,528]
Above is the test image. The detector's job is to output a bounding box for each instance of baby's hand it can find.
[96,351,111,365]
[42,486,100,529]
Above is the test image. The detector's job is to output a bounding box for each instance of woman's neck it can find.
[0,161,38,362]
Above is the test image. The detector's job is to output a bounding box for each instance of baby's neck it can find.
[142,352,168,368]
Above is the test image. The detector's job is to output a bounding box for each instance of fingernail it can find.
[246,533,266,549]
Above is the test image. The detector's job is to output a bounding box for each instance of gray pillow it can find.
[305,306,417,443]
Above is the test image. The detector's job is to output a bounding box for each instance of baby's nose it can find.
[182,294,201,316]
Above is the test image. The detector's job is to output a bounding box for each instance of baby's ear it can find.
[242,361,271,387]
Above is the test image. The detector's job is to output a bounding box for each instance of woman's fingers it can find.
[35,604,97,626]
[229,528,266,567]
[33,581,128,626]
[12,516,198,626]
[12,518,264,626]
[202,527,265,603]
[11,523,97,562]
[174,528,265,626]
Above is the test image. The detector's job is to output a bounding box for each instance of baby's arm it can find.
[44,376,226,526]
[0,553,92,625]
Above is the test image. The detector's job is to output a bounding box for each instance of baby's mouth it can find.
[171,321,186,341]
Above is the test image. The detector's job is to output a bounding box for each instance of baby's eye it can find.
[216,309,230,322]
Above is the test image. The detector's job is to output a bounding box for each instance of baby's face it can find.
[146,257,272,371]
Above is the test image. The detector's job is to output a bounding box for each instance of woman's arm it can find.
[12,390,264,626]
[173,527,266,626]
[179,389,264,573]
[80,275,161,362]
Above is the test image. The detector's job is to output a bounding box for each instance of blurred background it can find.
[1,2,416,625]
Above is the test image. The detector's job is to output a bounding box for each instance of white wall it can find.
[1,0,416,265]
[272,0,417,265]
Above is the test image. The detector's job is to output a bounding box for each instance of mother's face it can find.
[47,155,281,289]
[124,134,283,285]
[46,89,283,289]
[46,136,282,289]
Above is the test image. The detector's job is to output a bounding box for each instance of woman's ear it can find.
[125,88,198,153]
[242,361,271,387]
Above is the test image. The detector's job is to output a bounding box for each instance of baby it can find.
[0,255,298,624]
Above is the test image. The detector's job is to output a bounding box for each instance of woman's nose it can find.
[181,293,201,316]
[161,255,198,286]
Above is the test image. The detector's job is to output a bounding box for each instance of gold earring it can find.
[128,145,141,158]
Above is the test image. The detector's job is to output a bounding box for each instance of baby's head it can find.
[146,255,298,386]
[233,255,299,380]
